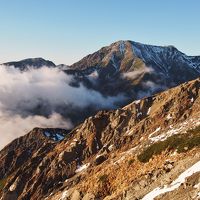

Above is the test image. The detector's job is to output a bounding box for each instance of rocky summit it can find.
[2,41,200,127]
[3,42,200,99]
[0,76,200,200]
[66,41,200,100]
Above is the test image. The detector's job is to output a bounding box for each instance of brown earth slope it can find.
[0,78,200,200]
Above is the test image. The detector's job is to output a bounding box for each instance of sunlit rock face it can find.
[0,77,199,199]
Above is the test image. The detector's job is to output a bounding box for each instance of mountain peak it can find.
[2,57,56,70]
[70,40,200,74]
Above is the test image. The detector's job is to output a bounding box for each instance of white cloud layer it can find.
[0,66,125,150]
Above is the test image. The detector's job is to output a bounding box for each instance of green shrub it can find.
[0,178,6,190]
[98,174,108,183]
[187,125,200,135]
[138,126,200,163]
[128,158,134,166]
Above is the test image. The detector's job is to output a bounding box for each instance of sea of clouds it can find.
[0,66,125,149]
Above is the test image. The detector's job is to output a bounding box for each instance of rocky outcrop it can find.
[0,78,200,200]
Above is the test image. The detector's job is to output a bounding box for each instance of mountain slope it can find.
[3,41,200,98]
[67,40,200,99]
[0,77,199,200]
[70,40,200,74]
[1,41,200,128]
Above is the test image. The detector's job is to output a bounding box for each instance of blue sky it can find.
[0,0,200,64]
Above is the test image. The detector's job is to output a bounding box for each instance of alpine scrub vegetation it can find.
[0,178,6,191]
[138,126,200,163]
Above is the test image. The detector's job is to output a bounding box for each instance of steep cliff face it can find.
[67,40,200,102]
[0,78,199,200]
[70,41,200,73]
[0,128,69,178]
[69,41,200,84]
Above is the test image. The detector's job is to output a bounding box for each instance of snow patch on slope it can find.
[44,131,65,141]
[149,117,200,143]
[75,163,90,173]
[142,160,200,200]
[131,41,200,73]
[119,41,126,55]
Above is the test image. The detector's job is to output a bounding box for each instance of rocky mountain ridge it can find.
[0,77,199,200]
[3,58,56,70]
[3,41,200,99]
[67,41,200,99]
[70,41,200,73]
[2,41,200,128]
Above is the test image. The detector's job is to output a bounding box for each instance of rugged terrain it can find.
[2,41,200,126]
[0,77,200,200]
[9,41,200,98]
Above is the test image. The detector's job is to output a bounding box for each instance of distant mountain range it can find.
[4,41,200,72]
[3,57,56,70]
[2,41,200,123]
[3,41,200,89]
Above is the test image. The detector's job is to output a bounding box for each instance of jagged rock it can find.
[163,160,174,173]
[94,154,108,166]
[82,193,95,200]
[139,179,147,188]
[1,191,18,200]
[164,164,174,173]
[59,151,77,163]
[71,190,81,200]
[0,78,200,199]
